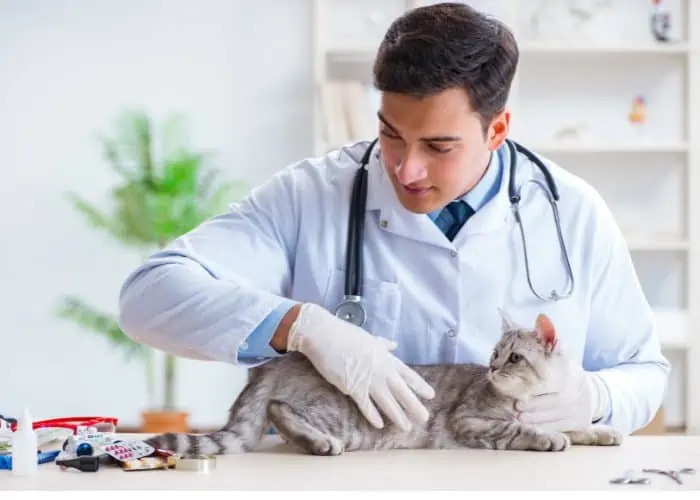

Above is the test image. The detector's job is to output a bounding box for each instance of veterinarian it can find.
[118,2,670,436]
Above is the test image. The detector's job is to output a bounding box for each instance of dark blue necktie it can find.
[436,200,474,241]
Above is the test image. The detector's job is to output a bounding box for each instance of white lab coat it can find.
[118,139,670,435]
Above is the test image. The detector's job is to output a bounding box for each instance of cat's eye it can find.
[508,352,522,363]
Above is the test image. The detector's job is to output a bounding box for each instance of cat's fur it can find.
[145,312,622,456]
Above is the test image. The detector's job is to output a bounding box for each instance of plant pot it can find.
[141,410,190,433]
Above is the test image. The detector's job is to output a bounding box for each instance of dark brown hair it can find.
[373,2,519,133]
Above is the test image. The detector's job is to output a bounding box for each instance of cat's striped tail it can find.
[143,368,274,455]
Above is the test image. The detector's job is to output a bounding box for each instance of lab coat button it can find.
[446,329,456,338]
[380,219,389,228]
[450,250,458,257]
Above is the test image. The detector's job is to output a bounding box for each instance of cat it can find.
[145,312,622,456]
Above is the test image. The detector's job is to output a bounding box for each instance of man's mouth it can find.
[402,185,433,196]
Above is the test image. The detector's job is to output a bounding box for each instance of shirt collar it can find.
[427,148,503,221]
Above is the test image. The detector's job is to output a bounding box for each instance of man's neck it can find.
[455,150,493,200]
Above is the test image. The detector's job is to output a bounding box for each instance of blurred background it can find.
[1,0,697,436]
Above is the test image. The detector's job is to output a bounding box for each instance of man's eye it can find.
[508,352,522,363]
[380,129,400,140]
[428,144,452,154]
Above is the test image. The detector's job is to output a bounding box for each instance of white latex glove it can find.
[515,358,610,432]
[286,302,435,432]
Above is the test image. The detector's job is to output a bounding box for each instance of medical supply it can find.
[335,137,574,328]
[53,426,119,472]
[174,454,216,473]
[6,415,118,433]
[642,467,696,485]
[507,140,574,301]
[0,414,17,429]
[121,455,173,471]
[0,450,60,471]
[61,429,118,457]
[55,455,104,472]
[102,440,154,462]
[11,407,39,476]
[610,469,650,485]
[1,414,118,458]
[153,447,177,458]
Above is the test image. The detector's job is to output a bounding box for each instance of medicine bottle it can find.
[12,407,38,476]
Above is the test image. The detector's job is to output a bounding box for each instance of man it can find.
[118,3,670,436]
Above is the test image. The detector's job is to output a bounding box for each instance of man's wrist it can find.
[269,303,302,353]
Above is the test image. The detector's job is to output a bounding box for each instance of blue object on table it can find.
[0,450,60,470]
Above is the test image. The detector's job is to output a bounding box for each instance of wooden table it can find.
[2,435,700,490]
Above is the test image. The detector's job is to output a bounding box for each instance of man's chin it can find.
[394,189,443,214]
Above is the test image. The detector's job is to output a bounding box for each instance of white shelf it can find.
[654,308,689,350]
[627,238,689,252]
[531,142,689,154]
[324,42,691,67]
[519,41,691,55]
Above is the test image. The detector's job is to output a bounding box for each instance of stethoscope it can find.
[334,137,576,327]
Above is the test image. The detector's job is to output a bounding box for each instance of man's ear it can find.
[486,109,510,151]
[535,313,558,352]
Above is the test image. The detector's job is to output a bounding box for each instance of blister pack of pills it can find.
[101,441,155,462]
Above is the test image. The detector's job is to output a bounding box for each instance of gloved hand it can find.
[286,302,435,432]
[515,357,610,432]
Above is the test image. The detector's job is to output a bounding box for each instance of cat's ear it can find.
[535,313,557,351]
[498,307,517,331]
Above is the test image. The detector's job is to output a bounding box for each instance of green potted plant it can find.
[56,109,247,433]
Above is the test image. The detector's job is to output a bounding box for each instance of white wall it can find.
[0,0,688,432]
[0,0,312,429]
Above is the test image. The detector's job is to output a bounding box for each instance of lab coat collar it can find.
[364,149,448,249]
[365,142,515,249]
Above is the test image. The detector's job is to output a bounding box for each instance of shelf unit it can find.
[310,0,699,433]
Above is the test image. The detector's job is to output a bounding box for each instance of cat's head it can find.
[486,310,562,400]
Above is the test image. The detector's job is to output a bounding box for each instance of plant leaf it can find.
[65,192,135,245]
[60,109,251,411]
[56,296,151,362]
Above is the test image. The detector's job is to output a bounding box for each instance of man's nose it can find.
[394,153,428,184]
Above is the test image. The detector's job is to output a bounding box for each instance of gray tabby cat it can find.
[145,312,622,456]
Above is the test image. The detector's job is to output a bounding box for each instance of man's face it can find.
[378,87,509,214]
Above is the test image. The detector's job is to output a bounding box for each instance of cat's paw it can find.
[596,428,623,446]
[589,426,623,446]
[310,435,345,456]
[542,431,571,452]
[566,425,622,446]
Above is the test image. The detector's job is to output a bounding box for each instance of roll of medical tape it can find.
[174,454,216,473]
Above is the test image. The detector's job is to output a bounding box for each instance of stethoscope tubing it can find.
[335,137,574,326]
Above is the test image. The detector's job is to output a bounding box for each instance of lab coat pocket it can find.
[321,268,401,342]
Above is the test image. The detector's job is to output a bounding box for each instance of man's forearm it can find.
[270,303,302,353]
[119,258,289,363]
[595,361,669,435]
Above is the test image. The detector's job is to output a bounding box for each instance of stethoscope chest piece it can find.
[334,295,366,327]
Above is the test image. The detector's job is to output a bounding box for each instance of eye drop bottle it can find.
[12,407,38,476]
